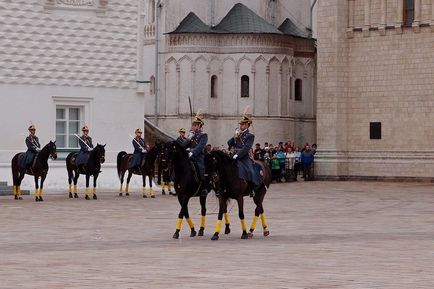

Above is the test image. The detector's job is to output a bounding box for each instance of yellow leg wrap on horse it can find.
[69,184,72,193]
[93,187,96,195]
[215,220,222,233]
[125,183,129,193]
[35,189,39,197]
[176,218,182,230]
[260,214,268,229]
[13,186,16,196]
[84,187,89,196]
[162,183,165,190]
[73,185,77,193]
[18,187,21,196]
[149,187,154,196]
[39,189,43,197]
[250,216,259,231]
[142,187,146,196]
[186,218,194,229]
[119,184,123,192]
[168,182,172,191]
[200,216,206,228]
[240,219,247,232]
[224,212,230,225]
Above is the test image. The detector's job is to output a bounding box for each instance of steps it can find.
[0,181,30,196]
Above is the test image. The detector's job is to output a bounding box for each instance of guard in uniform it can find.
[176,128,186,144]
[180,113,208,196]
[75,126,94,172]
[22,124,41,171]
[227,113,262,197]
[129,128,146,170]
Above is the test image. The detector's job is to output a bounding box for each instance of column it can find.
[395,0,403,33]
[363,0,371,37]
[251,67,256,115]
[413,0,421,32]
[347,0,355,38]
[431,0,434,29]
[379,0,387,35]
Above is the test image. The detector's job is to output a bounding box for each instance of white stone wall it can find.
[0,0,145,189]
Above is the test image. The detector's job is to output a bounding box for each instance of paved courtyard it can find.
[1,181,434,289]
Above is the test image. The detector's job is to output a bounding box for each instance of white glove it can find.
[187,131,194,140]
[36,148,41,152]
[186,148,191,152]
[232,154,238,160]
[141,148,147,153]
[88,148,93,151]
[188,152,193,158]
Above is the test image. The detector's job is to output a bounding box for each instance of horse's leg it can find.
[73,170,79,198]
[38,174,47,202]
[84,174,90,200]
[256,188,269,236]
[198,195,206,236]
[161,182,166,195]
[173,194,185,239]
[119,168,126,196]
[141,173,147,198]
[92,173,98,200]
[237,196,248,239]
[183,198,196,237]
[68,167,74,198]
[34,175,40,202]
[148,175,155,198]
[168,182,173,195]
[126,170,132,196]
[211,197,227,241]
[224,208,231,235]
[17,170,25,200]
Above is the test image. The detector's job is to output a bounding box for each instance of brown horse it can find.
[66,144,105,200]
[205,150,271,240]
[117,143,161,198]
[11,141,57,201]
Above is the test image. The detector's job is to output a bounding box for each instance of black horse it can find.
[66,144,106,200]
[11,141,57,201]
[164,141,231,239]
[205,150,272,240]
[117,143,161,198]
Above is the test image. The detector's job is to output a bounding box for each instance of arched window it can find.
[241,75,249,98]
[403,0,414,26]
[295,79,302,101]
[210,75,218,98]
[150,75,155,95]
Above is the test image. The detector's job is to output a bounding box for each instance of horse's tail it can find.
[11,153,21,186]
[117,151,127,179]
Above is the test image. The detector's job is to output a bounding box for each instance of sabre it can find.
[74,134,92,150]
[129,135,147,152]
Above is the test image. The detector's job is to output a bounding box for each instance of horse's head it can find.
[165,141,188,163]
[47,141,57,160]
[93,144,106,164]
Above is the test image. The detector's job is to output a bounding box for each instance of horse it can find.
[158,142,175,196]
[164,141,231,239]
[66,144,106,200]
[205,150,271,240]
[11,141,57,201]
[117,143,161,198]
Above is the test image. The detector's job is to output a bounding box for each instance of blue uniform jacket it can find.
[227,129,261,186]
[75,135,94,166]
[129,137,145,168]
[181,130,208,178]
[22,135,41,167]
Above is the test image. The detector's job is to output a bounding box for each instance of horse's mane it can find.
[210,150,232,165]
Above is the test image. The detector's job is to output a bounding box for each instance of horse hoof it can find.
[248,232,254,239]
[198,228,204,236]
[224,225,231,235]
[69,192,73,198]
[241,233,249,239]
[142,194,147,198]
[74,193,79,198]
[151,195,155,199]
[119,193,123,197]
[39,197,44,202]
[263,230,270,237]
[211,233,219,241]
[126,193,130,196]
[18,197,23,200]
[93,194,97,200]
[14,195,18,200]
[85,195,90,200]
[35,197,39,202]
[190,229,197,237]
[173,231,180,239]
[162,190,166,195]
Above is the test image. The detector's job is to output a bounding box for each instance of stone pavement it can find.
[1,181,434,289]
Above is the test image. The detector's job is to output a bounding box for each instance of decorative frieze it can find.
[43,0,108,15]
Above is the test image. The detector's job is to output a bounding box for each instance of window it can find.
[241,75,249,98]
[370,122,382,140]
[295,79,302,101]
[211,75,218,98]
[150,75,155,95]
[56,107,82,148]
[403,0,414,26]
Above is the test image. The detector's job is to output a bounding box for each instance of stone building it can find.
[143,0,316,147]
[316,0,434,179]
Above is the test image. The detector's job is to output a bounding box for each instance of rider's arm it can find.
[236,134,254,159]
[26,137,38,153]
[191,133,208,157]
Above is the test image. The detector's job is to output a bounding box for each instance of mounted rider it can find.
[176,128,186,144]
[129,128,147,170]
[227,108,262,197]
[75,125,94,172]
[22,123,41,171]
[180,112,208,196]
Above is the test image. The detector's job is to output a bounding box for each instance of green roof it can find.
[170,12,211,34]
[278,18,309,38]
[215,3,283,34]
